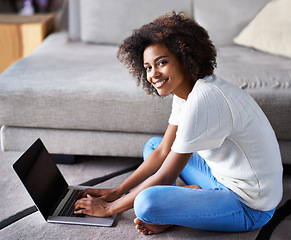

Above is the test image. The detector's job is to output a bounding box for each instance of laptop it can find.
[13,138,116,227]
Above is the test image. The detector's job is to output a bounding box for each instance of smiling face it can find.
[143,44,193,99]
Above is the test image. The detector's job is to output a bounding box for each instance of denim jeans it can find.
[134,137,275,232]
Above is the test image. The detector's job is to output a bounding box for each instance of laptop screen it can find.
[13,139,68,220]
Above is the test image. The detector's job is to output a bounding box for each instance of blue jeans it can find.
[134,137,275,232]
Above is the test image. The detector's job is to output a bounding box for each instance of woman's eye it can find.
[145,66,151,71]
[157,60,167,66]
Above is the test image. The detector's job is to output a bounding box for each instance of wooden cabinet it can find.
[0,14,55,73]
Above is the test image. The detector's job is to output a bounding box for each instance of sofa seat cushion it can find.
[0,32,172,135]
[1,33,290,142]
[215,45,291,140]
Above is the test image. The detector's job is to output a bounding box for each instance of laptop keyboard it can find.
[58,189,86,218]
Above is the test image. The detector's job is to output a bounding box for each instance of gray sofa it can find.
[0,0,290,164]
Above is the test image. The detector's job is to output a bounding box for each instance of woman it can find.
[75,12,283,235]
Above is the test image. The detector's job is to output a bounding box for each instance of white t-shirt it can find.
[169,75,283,211]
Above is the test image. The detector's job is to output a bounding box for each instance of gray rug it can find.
[1,145,290,239]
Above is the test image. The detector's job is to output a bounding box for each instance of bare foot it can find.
[134,218,171,235]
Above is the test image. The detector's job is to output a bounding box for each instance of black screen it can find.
[13,139,68,220]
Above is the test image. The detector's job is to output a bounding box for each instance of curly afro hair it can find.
[117,12,217,96]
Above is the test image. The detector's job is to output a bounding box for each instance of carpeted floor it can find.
[0,143,291,239]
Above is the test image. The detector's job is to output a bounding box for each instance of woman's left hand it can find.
[74,194,112,217]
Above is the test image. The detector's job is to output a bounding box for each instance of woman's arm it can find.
[74,150,193,217]
[77,124,178,202]
[110,151,193,214]
[115,124,178,196]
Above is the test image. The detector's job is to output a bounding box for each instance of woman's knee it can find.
[143,137,163,161]
[134,187,160,223]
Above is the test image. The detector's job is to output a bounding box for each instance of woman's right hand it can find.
[76,187,121,202]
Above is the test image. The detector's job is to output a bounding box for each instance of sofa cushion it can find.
[1,126,161,157]
[79,0,193,45]
[215,45,291,140]
[0,33,290,150]
[0,32,172,135]
[193,0,270,46]
[234,0,291,59]
[68,0,81,41]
